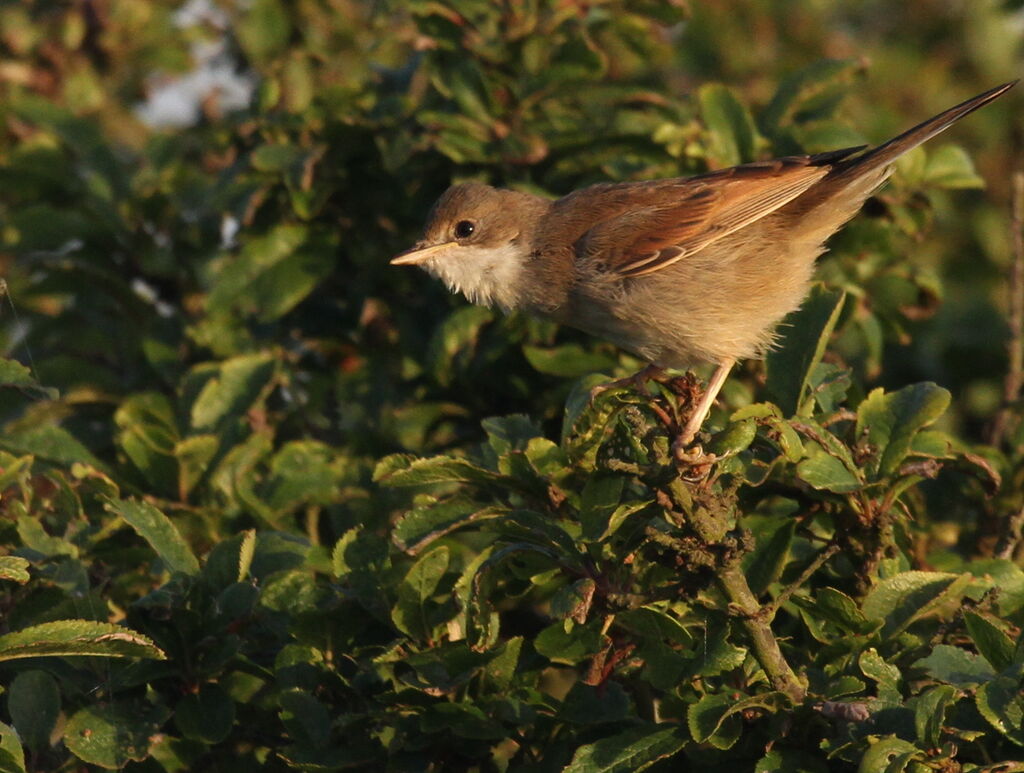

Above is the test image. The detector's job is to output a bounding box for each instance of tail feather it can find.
[828,80,1017,182]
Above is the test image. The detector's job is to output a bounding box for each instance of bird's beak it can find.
[390,241,459,266]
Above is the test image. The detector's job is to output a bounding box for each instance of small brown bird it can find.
[392,82,1014,447]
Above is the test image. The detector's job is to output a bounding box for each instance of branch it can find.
[990,169,1024,448]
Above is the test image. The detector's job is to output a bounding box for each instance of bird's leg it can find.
[676,358,734,450]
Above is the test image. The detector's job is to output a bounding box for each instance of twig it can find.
[990,170,1024,448]
[994,506,1024,560]
[764,543,841,620]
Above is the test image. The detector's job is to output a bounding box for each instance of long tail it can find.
[827,80,1016,183]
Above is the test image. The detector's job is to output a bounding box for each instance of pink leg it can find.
[677,358,734,447]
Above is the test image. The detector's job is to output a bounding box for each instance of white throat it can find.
[425,243,525,312]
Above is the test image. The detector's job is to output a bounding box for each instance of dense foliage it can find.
[1,1,1023,770]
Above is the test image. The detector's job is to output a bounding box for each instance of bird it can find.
[392,82,1015,450]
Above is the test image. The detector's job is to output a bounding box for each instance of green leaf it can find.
[964,611,1015,673]
[689,692,788,750]
[535,621,605,665]
[563,724,686,773]
[420,702,505,740]
[374,453,505,489]
[855,383,951,478]
[920,144,985,189]
[856,736,922,773]
[236,0,291,62]
[0,357,56,399]
[279,689,331,748]
[174,435,219,498]
[914,645,995,687]
[104,497,200,575]
[64,701,170,769]
[0,721,26,773]
[579,474,625,542]
[755,748,828,772]
[790,587,874,635]
[707,417,757,457]
[745,519,795,595]
[392,546,451,640]
[976,675,1024,746]
[0,424,102,469]
[189,353,277,431]
[174,684,235,744]
[523,343,619,377]
[796,439,862,493]
[0,557,30,584]
[393,498,505,555]
[862,571,969,640]
[251,143,306,172]
[759,59,858,136]
[913,684,959,748]
[766,285,846,416]
[0,620,165,662]
[699,83,759,166]
[428,305,494,386]
[859,649,901,704]
[8,671,59,751]
[114,392,178,493]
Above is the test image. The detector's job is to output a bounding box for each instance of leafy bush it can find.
[0,1,1023,771]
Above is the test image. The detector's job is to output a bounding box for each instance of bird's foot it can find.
[673,439,718,479]
[589,364,665,401]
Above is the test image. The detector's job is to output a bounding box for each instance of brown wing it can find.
[575,153,858,278]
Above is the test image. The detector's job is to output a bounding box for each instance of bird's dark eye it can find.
[454,220,476,239]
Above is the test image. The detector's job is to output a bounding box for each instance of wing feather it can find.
[574,157,836,279]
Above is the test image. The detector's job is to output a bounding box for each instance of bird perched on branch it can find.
[393,82,1015,452]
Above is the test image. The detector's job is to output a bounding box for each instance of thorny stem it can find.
[663,482,807,704]
[716,563,806,703]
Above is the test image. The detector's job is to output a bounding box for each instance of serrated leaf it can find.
[862,571,969,639]
[374,453,505,489]
[393,498,505,555]
[64,701,170,769]
[856,736,922,773]
[913,684,959,748]
[796,440,862,493]
[860,649,901,704]
[105,497,199,575]
[964,611,1015,673]
[0,620,165,661]
[392,546,451,640]
[563,724,685,773]
[856,383,951,478]
[914,644,995,687]
[689,692,788,750]
[976,675,1024,746]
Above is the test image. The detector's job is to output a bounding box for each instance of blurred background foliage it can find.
[0,0,1023,770]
